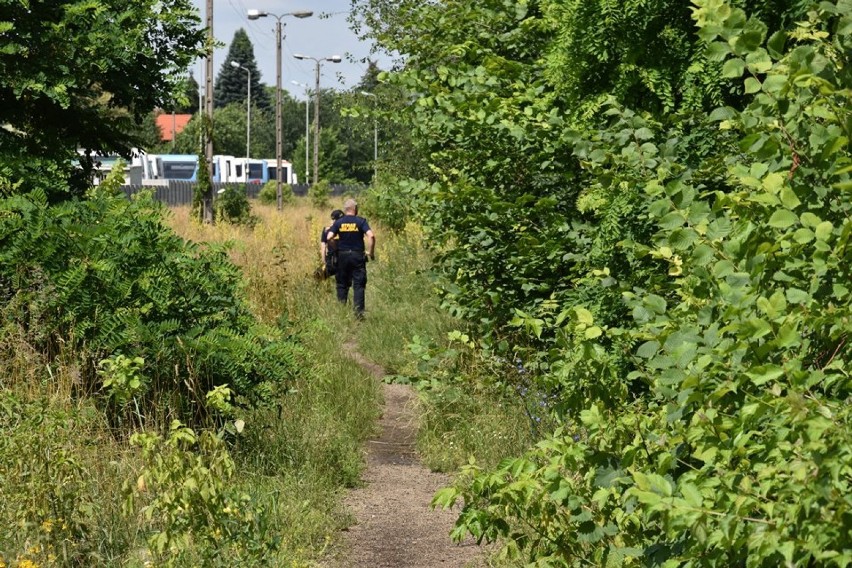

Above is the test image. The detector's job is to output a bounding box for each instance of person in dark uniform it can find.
[326,198,375,318]
[320,209,344,278]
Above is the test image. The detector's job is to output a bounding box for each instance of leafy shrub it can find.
[257,179,293,206]
[434,2,852,566]
[125,421,277,566]
[0,393,118,566]
[308,179,331,209]
[0,189,298,423]
[359,179,417,233]
[215,184,257,226]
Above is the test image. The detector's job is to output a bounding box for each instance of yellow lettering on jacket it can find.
[339,223,358,232]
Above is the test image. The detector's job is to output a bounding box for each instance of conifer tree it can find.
[213,28,270,111]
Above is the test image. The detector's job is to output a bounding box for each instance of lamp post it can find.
[293,53,341,185]
[230,61,251,161]
[291,80,310,185]
[247,8,313,210]
[360,91,378,184]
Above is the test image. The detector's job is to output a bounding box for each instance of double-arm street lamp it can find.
[247,8,313,210]
[293,53,341,185]
[291,80,310,185]
[229,61,251,161]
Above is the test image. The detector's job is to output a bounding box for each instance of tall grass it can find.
[170,199,382,563]
[0,195,531,566]
[0,198,381,567]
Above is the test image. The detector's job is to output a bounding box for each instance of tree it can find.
[353,0,852,565]
[292,126,353,185]
[213,28,270,112]
[0,0,205,198]
[174,75,201,114]
[172,104,274,158]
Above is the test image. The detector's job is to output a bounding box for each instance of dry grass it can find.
[169,199,331,324]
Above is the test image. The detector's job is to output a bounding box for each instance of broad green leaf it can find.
[762,74,788,94]
[815,221,833,241]
[680,483,703,508]
[706,41,732,61]
[767,209,797,229]
[761,172,785,194]
[746,364,784,385]
[786,288,811,304]
[636,341,660,359]
[800,212,822,227]
[745,49,772,73]
[575,307,594,325]
[778,187,801,209]
[793,228,814,244]
[722,58,745,78]
[744,77,762,94]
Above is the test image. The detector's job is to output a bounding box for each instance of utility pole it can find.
[293,54,341,186]
[291,80,310,184]
[248,9,313,209]
[312,60,320,187]
[203,0,214,224]
[360,91,378,183]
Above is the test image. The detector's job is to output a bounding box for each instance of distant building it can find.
[155,113,192,142]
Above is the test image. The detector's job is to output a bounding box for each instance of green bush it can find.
[0,393,130,566]
[258,180,293,206]
[308,180,331,209]
[215,184,257,226]
[126,422,277,567]
[434,3,852,566]
[0,189,298,423]
[359,179,415,234]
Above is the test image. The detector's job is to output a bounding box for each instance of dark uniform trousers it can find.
[336,250,367,314]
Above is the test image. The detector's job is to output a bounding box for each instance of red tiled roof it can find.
[155,113,193,142]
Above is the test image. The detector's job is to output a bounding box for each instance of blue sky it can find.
[189,0,394,100]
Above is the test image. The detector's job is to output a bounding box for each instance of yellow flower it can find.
[41,519,54,533]
[18,560,39,568]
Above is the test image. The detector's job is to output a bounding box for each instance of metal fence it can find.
[120,181,361,206]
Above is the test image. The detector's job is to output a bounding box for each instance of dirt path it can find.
[329,340,484,568]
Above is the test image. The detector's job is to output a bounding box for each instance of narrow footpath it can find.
[331,340,484,568]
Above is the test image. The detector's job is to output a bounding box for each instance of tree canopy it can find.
[0,0,205,198]
[354,0,852,564]
[213,28,271,112]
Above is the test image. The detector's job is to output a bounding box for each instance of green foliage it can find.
[257,180,294,206]
[215,185,257,226]
[126,421,277,566]
[214,28,271,111]
[174,104,276,158]
[0,190,298,423]
[0,0,205,198]
[359,179,416,233]
[308,180,332,209]
[0,393,121,566]
[430,2,852,566]
[357,0,852,564]
[99,354,148,408]
[89,158,127,198]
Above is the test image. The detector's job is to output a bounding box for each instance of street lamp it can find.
[291,80,310,185]
[247,8,313,210]
[230,61,251,161]
[360,91,378,184]
[293,53,342,185]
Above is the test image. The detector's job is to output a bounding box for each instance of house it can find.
[155,113,192,142]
